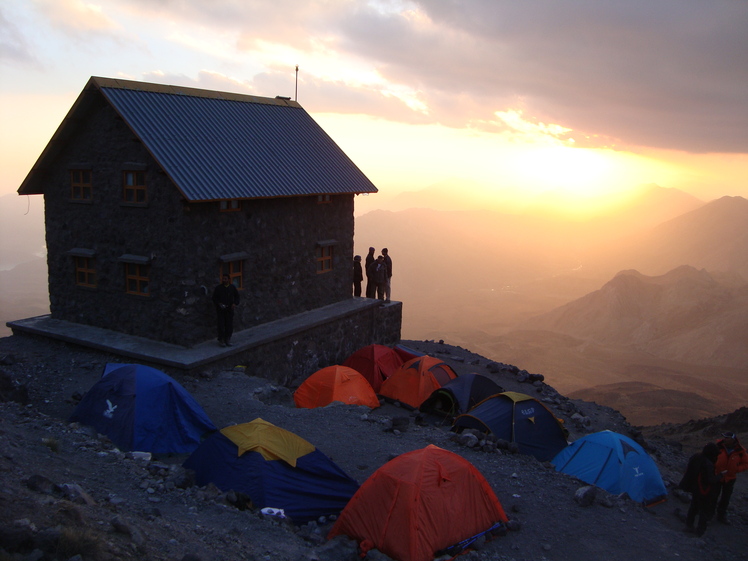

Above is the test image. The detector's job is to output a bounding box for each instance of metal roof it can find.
[19,77,378,201]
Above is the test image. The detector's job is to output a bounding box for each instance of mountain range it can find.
[2,186,747,424]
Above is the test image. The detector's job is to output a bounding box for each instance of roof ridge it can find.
[89,76,300,108]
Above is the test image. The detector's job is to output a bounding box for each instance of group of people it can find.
[679,431,747,536]
[353,247,392,302]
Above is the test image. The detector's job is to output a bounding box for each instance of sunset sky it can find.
[1,0,747,217]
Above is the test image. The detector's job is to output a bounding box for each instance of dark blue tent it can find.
[551,430,667,505]
[183,419,360,524]
[419,374,503,419]
[69,363,216,454]
[452,392,568,461]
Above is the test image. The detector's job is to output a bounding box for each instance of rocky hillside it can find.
[0,333,746,561]
[522,266,748,369]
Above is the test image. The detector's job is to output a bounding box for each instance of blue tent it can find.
[69,363,216,454]
[183,419,360,524]
[452,392,568,461]
[551,430,667,505]
[420,374,503,419]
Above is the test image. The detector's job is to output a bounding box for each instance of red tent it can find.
[328,445,507,561]
[343,344,403,393]
[379,356,458,409]
[294,366,380,409]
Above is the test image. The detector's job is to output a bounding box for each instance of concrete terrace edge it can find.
[6,298,402,373]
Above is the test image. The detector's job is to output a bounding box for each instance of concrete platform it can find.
[6,297,398,371]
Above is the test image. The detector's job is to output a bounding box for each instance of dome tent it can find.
[551,430,667,505]
[69,363,216,454]
[379,355,458,409]
[293,365,380,409]
[419,373,503,420]
[452,391,568,461]
[343,344,403,393]
[183,418,359,524]
[328,445,507,561]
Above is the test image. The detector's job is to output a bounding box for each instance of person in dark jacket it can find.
[368,255,389,301]
[681,442,723,536]
[352,255,363,297]
[714,432,748,524]
[382,247,392,302]
[365,247,376,298]
[212,274,240,347]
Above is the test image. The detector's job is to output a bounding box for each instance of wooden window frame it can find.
[316,245,333,273]
[70,169,92,201]
[125,263,150,296]
[74,256,96,287]
[221,260,243,289]
[317,194,331,204]
[219,199,242,212]
[123,170,147,204]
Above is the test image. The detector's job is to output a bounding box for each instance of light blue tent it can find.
[551,430,667,505]
[70,363,216,454]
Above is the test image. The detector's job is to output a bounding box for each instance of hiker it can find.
[382,247,392,302]
[352,255,363,297]
[368,255,389,301]
[365,247,376,298]
[680,442,723,536]
[212,274,240,347]
[714,431,748,524]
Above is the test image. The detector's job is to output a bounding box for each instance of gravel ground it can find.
[1,333,746,561]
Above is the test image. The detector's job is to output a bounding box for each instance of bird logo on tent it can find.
[103,399,118,419]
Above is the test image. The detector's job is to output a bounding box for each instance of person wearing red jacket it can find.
[714,431,748,524]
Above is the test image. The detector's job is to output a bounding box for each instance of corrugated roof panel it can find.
[100,87,377,201]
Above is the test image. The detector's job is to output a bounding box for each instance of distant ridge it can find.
[605,195,748,278]
[522,265,748,369]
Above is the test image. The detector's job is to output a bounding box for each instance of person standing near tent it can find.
[212,274,240,347]
[353,255,363,297]
[680,442,723,536]
[365,247,376,298]
[714,431,748,524]
[382,247,392,302]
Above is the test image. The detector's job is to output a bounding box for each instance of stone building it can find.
[18,76,386,348]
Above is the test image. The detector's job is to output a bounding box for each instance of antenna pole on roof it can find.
[295,65,299,101]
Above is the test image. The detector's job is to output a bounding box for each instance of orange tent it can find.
[343,344,403,393]
[328,445,508,561]
[379,356,458,409]
[294,365,380,409]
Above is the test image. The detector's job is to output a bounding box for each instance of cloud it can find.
[0,7,39,67]
[34,0,121,36]
[332,1,748,153]
[24,0,746,154]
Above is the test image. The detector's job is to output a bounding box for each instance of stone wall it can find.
[40,93,357,347]
[201,302,402,386]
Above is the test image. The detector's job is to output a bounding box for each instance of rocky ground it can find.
[0,333,746,561]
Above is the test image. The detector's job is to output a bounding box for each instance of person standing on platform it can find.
[212,274,240,347]
[353,255,363,297]
[382,247,392,302]
[365,246,376,298]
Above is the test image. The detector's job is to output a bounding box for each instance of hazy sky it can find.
[2,0,747,215]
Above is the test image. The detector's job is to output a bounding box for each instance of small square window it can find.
[221,260,243,289]
[316,246,333,273]
[317,194,331,204]
[219,199,241,212]
[74,256,96,287]
[125,263,150,296]
[71,169,92,201]
[123,171,147,204]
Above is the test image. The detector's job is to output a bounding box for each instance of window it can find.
[317,194,331,204]
[123,170,147,204]
[70,169,92,201]
[74,256,96,287]
[125,263,150,296]
[221,260,243,289]
[220,199,241,212]
[316,245,333,273]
